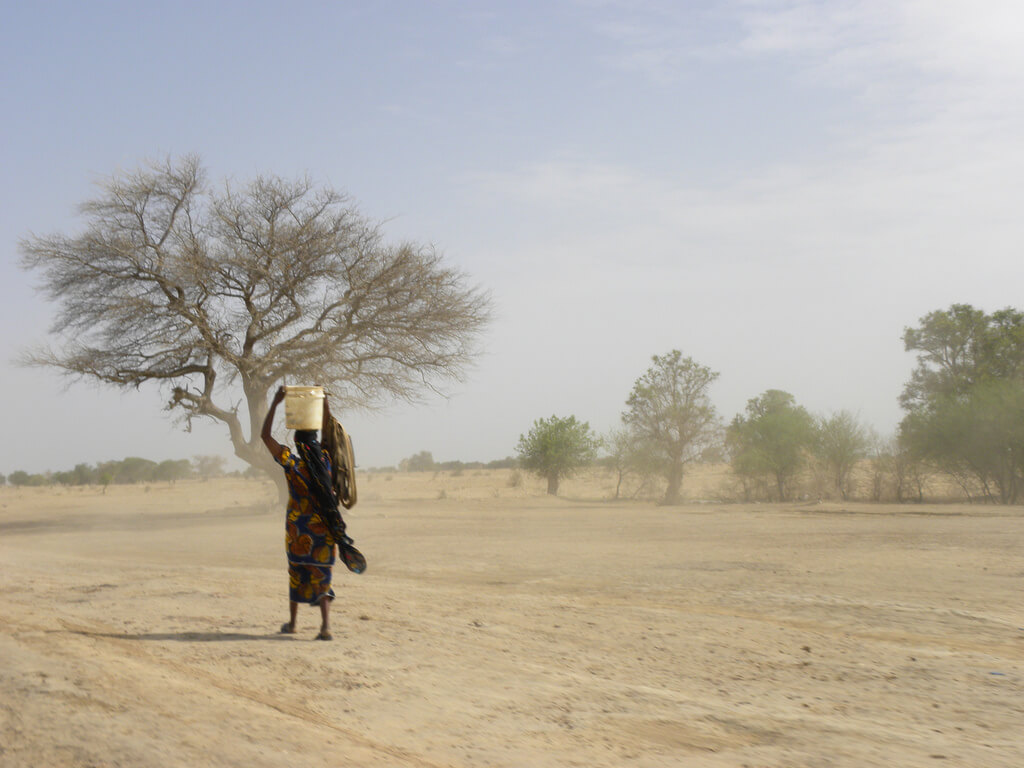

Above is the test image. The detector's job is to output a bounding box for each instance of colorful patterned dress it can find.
[275,446,337,604]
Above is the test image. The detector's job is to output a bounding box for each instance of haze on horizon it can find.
[3,1,1024,475]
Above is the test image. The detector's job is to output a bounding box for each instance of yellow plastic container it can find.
[284,386,325,430]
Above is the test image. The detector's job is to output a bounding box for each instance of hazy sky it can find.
[3,0,1024,474]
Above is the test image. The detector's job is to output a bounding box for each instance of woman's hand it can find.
[273,385,286,405]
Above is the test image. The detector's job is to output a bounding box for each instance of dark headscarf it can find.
[293,431,338,523]
[293,429,366,574]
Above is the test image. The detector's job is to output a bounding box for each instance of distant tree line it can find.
[11,304,1019,506]
[388,451,518,474]
[513,304,1024,505]
[0,455,254,488]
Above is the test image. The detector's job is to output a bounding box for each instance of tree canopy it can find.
[815,410,871,500]
[727,389,816,501]
[900,304,1024,502]
[20,156,491,483]
[900,304,1024,410]
[517,415,599,495]
[400,451,436,472]
[622,350,721,505]
[602,427,661,500]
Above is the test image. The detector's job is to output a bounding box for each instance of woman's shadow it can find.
[69,629,295,642]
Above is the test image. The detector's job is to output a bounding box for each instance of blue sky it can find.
[3,0,1024,473]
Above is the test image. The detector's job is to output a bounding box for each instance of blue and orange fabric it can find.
[276,446,336,604]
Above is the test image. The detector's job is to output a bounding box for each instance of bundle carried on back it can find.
[321,414,357,510]
[318,412,364,574]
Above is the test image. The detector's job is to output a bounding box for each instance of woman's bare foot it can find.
[314,594,332,640]
[280,621,296,634]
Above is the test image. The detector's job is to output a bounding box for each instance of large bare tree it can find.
[20,156,490,487]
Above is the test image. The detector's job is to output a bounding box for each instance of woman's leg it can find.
[281,600,298,633]
[317,596,331,639]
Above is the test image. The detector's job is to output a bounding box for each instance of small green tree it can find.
[869,436,932,503]
[517,415,599,495]
[9,470,31,487]
[728,389,816,501]
[603,427,660,500]
[192,455,226,481]
[399,451,435,472]
[8,471,49,486]
[622,350,721,505]
[901,378,1024,503]
[53,470,75,485]
[815,410,871,500]
[154,459,193,483]
[604,428,636,500]
[116,457,158,484]
[69,463,96,485]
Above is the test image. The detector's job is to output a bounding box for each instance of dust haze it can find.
[4,3,1024,767]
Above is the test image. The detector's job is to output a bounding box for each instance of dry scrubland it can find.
[358,463,975,506]
[2,471,1023,767]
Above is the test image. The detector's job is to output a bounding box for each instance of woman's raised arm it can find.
[261,386,287,463]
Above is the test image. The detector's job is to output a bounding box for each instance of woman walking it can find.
[262,385,342,640]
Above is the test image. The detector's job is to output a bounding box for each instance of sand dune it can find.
[2,473,1023,767]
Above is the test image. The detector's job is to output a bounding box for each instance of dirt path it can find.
[2,481,1023,766]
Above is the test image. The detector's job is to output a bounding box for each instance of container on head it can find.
[283,386,325,430]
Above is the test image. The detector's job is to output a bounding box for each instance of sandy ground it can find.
[2,471,1023,767]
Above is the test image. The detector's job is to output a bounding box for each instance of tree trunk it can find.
[775,472,787,502]
[233,380,289,504]
[546,474,559,495]
[662,460,682,505]
[836,470,848,500]
[232,438,288,504]
[269,467,289,505]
